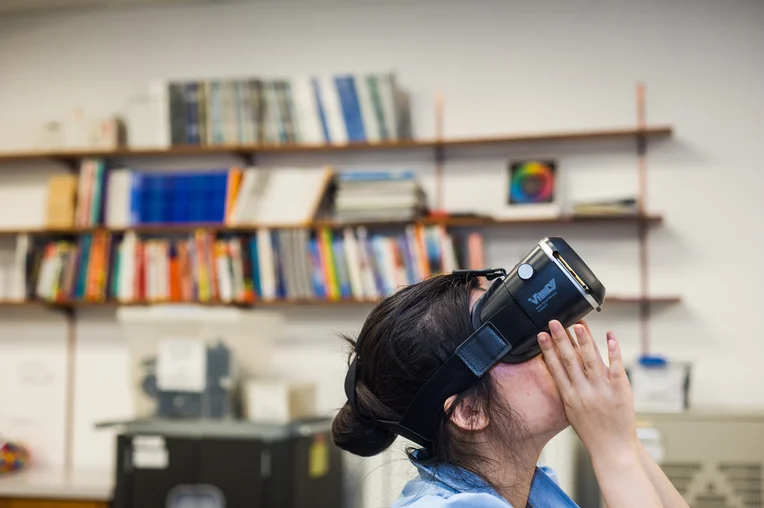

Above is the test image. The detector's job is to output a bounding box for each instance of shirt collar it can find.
[408,449,576,508]
[409,449,506,499]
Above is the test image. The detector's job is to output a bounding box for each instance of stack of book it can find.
[572,197,638,216]
[141,72,412,148]
[333,170,427,223]
[28,225,485,304]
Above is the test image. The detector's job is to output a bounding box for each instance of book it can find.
[45,174,78,228]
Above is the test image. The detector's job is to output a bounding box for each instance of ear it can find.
[444,395,489,432]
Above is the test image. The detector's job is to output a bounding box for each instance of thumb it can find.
[606,332,628,387]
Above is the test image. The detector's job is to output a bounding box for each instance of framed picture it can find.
[508,160,557,205]
[494,159,560,219]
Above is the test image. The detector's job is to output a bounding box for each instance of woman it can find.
[332,273,689,507]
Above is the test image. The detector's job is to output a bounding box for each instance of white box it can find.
[243,380,317,424]
[629,358,691,413]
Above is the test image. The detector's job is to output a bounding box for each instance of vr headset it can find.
[344,236,606,450]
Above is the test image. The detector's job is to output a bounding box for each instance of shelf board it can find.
[0,214,662,236]
[0,300,50,307]
[604,295,682,305]
[0,295,681,309]
[0,125,672,163]
[256,295,683,307]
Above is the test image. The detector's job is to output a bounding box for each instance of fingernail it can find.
[549,320,562,332]
[608,338,617,352]
[537,333,548,344]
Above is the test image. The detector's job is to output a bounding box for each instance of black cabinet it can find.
[111,419,343,508]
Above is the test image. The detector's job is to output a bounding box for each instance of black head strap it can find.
[379,322,510,448]
[344,355,375,425]
[452,268,507,280]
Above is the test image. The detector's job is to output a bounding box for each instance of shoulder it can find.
[393,492,511,508]
[529,466,579,507]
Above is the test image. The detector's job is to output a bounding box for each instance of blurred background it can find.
[0,0,762,507]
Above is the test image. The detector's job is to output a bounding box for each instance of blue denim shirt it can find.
[391,453,579,508]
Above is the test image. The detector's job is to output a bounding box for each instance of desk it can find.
[0,468,111,508]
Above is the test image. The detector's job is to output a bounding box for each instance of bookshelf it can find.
[0,125,672,164]
[0,98,677,320]
[4,118,676,311]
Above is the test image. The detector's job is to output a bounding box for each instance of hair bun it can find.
[332,402,397,457]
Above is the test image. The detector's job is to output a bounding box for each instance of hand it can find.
[537,320,639,467]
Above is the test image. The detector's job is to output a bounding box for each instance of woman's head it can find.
[332,274,568,482]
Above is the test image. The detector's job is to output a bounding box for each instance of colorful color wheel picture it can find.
[508,160,556,204]
[0,440,29,474]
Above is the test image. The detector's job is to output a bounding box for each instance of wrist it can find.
[590,443,642,474]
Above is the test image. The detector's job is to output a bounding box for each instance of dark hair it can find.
[332,273,524,490]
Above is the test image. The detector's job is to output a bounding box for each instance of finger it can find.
[537,332,572,392]
[578,320,609,379]
[549,320,587,386]
[606,331,628,388]
[573,324,605,386]
[564,326,582,357]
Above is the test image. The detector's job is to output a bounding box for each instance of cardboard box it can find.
[244,380,317,424]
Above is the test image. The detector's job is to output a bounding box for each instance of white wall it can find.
[0,0,763,504]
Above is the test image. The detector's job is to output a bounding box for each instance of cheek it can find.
[491,357,567,429]
[530,356,563,401]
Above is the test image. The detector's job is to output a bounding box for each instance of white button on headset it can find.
[518,263,534,280]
